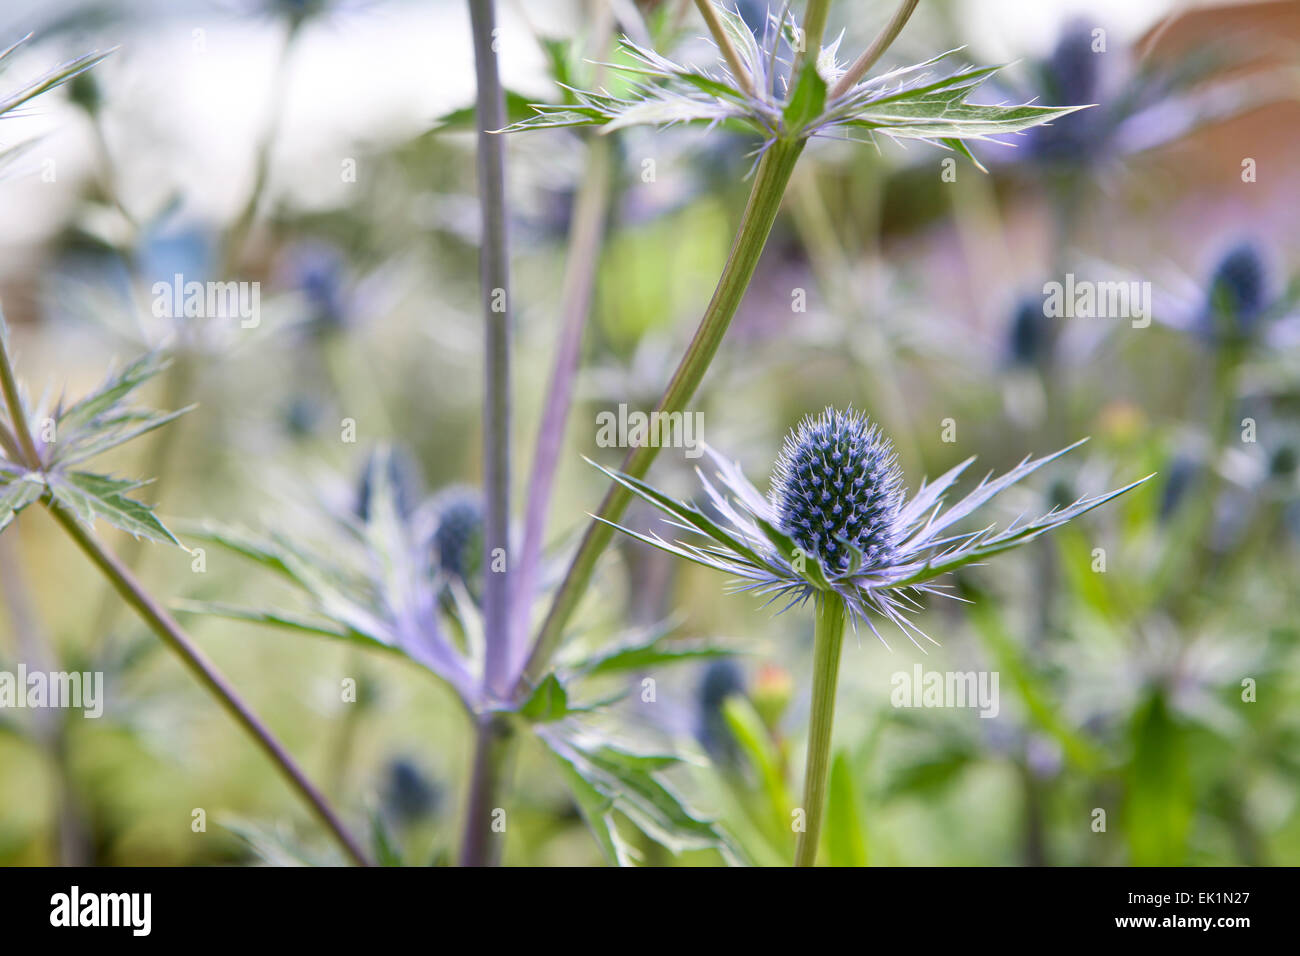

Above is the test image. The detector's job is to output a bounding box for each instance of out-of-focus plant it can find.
[0,313,370,864]
[181,445,739,864]
[0,43,369,866]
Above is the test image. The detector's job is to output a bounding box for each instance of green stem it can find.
[798,0,832,74]
[828,0,921,99]
[794,591,845,867]
[458,714,514,866]
[0,324,40,467]
[694,0,753,95]
[43,500,373,866]
[516,136,805,697]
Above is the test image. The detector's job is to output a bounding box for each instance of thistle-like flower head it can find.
[504,6,1087,169]
[770,408,903,574]
[595,407,1151,649]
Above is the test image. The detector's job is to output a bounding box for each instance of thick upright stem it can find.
[458,714,514,866]
[468,0,513,701]
[794,591,845,867]
[517,137,805,697]
[44,502,373,866]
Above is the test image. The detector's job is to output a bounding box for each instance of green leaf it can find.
[576,632,738,677]
[540,728,726,860]
[48,471,181,546]
[370,811,403,867]
[519,673,570,723]
[941,136,988,173]
[1126,692,1192,866]
[552,755,638,867]
[879,743,975,801]
[54,353,168,434]
[826,751,867,867]
[783,58,827,134]
[587,458,770,570]
[842,100,1089,142]
[171,599,357,642]
[0,45,115,120]
[0,473,44,532]
[721,695,790,837]
[431,89,540,133]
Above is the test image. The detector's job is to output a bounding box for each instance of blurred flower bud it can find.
[1159,453,1199,523]
[1269,443,1297,480]
[1202,243,1269,345]
[285,243,350,335]
[1030,20,1106,164]
[68,69,101,116]
[355,446,423,522]
[381,757,441,827]
[431,486,485,597]
[1007,296,1051,367]
[695,659,746,764]
[750,662,792,732]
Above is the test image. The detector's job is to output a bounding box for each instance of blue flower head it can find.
[770,408,904,574]
[596,408,1151,648]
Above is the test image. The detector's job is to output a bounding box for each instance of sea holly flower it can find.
[595,407,1152,650]
[505,5,1088,166]
[593,407,1151,866]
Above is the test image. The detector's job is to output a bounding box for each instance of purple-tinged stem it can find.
[509,136,613,669]
[461,0,514,867]
[468,0,513,701]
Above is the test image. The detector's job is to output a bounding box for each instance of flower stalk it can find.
[798,0,833,75]
[795,590,846,867]
[511,10,617,667]
[517,135,805,697]
[829,0,921,99]
[693,0,753,96]
[463,0,514,866]
[458,713,514,866]
[468,0,513,702]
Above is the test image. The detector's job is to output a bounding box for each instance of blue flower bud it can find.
[1203,242,1268,342]
[1008,296,1051,367]
[696,659,746,763]
[381,757,441,826]
[770,408,904,574]
[432,486,485,593]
